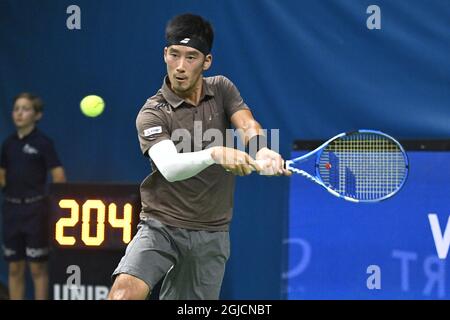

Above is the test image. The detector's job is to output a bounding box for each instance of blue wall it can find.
[286,150,450,299]
[1,0,449,299]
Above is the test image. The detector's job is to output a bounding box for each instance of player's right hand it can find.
[210,147,262,176]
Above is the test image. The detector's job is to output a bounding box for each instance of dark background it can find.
[1,0,449,299]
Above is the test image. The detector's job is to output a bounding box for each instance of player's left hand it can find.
[255,148,292,176]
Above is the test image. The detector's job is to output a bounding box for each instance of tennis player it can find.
[108,13,290,300]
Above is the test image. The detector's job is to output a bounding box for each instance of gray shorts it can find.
[112,217,230,300]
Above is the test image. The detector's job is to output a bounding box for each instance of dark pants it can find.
[2,199,49,262]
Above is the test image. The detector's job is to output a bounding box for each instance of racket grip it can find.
[252,159,291,170]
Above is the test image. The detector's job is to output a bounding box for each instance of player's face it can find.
[12,98,41,128]
[164,45,212,95]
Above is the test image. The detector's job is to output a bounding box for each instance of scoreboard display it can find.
[48,183,140,300]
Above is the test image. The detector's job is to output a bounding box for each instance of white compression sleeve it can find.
[148,139,216,182]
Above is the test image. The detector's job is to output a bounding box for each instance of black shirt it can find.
[0,128,62,198]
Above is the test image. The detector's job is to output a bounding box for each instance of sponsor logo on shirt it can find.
[144,126,162,137]
[23,144,39,155]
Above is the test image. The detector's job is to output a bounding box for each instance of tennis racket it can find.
[256,129,409,203]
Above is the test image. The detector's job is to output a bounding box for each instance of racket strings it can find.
[319,133,407,201]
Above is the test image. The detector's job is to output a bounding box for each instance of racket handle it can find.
[252,159,291,170]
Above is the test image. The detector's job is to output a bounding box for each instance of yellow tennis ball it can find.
[80,95,105,117]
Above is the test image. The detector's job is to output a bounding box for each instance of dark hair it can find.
[165,13,214,53]
[13,92,44,113]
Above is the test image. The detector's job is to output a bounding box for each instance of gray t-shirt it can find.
[136,75,250,231]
